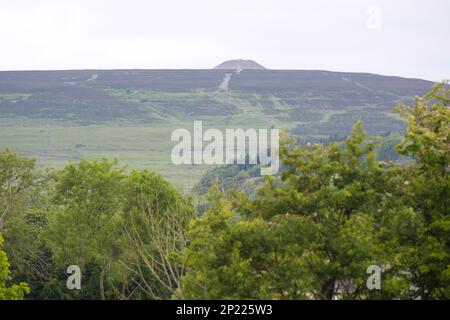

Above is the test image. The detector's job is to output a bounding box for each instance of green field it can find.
[0,121,213,192]
[0,112,279,192]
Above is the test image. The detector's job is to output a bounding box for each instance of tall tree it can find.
[0,149,37,231]
[394,82,450,299]
[115,170,194,300]
[44,159,125,300]
[0,149,51,299]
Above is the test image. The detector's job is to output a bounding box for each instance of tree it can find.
[44,159,125,300]
[43,161,194,300]
[115,170,194,300]
[394,82,450,299]
[0,149,37,231]
[0,149,52,300]
[0,233,30,300]
[375,134,403,161]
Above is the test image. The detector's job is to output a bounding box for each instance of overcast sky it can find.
[0,0,449,81]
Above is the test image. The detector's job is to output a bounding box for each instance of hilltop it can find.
[213,59,266,71]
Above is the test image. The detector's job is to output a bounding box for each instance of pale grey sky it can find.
[0,0,449,81]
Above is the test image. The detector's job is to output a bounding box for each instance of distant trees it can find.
[375,134,403,161]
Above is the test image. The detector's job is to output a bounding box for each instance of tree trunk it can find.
[321,279,336,300]
[99,269,106,300]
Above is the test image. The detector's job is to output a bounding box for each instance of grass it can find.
[0,86,413,192]
[0,122,209,191]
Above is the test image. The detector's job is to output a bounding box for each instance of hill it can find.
[0,68,436,189]
[213,59,266,71]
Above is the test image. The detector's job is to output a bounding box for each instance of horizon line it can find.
[0,67,443,83]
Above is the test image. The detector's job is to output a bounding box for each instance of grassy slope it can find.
[0,69,435,190]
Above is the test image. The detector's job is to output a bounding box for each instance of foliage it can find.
[180,122,401,299]
[0,149,37,230]
[393,82,450,299]
[41,160,194,300]
[0,149,52,299]
[114,170,194,299]
[178,83,450,300]
[43,159,125,299]
[0,233,30,299]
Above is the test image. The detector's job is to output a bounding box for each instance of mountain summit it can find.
[213,59,266,71]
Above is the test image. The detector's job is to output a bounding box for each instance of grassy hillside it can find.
[0,69,435,190]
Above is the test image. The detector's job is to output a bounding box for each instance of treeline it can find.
[193,133,405,198]
[0,83,449,300]
[0,157,193,300]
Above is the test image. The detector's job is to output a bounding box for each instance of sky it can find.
[0,0,449,81]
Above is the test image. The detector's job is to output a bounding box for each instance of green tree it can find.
[0,149,37,231]
[0,233,30,299]
[115,170,194,300]
[43,161,194,300]
[0,149,52,299]
[394,82,450,299]
[376,134,403,161]
[44,159,125,300]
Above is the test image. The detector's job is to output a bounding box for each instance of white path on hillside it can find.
[218,73,232,92]
[64,73,98,85]
[341,75,402,100]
